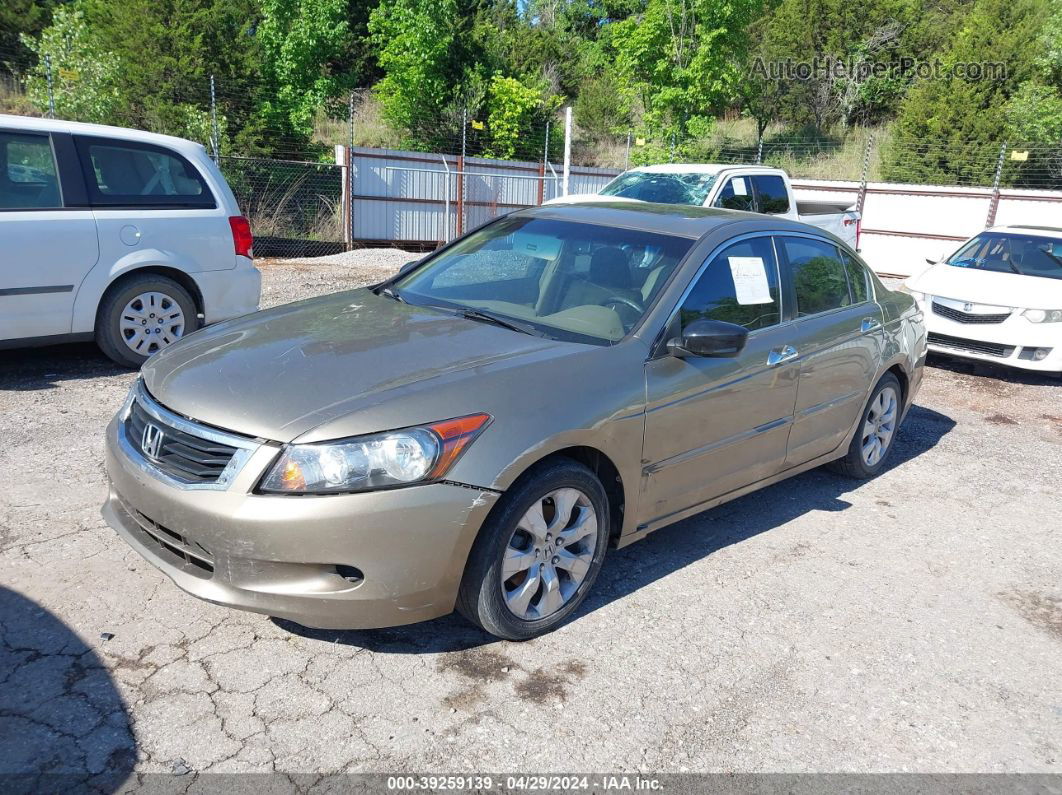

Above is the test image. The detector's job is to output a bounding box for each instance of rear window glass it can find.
[752,175,790,214]
[75,136,214,207]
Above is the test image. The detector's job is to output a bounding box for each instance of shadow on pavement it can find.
[277,403,956,653]
[927,351,1061,387]
[0,343,130,392]
[0,586,135,792]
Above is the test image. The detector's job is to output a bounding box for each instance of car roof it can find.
[624,163,787,177]
[515,201,827,241]
[0,113,207,157]
[991,225,1062,238]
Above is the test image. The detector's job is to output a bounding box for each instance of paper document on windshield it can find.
[728,257,773,305]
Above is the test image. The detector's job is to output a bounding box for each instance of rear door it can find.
[72,135,232,283]
[710,175,756,212]
[777,235,884,466]
[0,129,99,341]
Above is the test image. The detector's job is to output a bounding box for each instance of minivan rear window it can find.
[74,136,215,208]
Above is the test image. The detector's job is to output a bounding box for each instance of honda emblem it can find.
[141,423,165,461]
[963,303,974,312]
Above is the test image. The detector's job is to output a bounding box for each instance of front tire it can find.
[457,458,610,641]
[829,372,902,479]
[95,274,199,368]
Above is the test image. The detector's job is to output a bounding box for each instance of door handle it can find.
[767,345,798,366]
[861,317,882,332]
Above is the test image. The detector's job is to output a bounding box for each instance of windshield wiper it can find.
[456,308,546,337]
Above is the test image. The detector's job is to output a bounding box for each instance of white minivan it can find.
[0,115,261,367]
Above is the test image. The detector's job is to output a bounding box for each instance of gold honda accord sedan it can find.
[103,203,925,640]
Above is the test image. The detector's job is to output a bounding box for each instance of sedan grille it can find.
[927,332,1015,358]
[932,302,1010,324]
[126,398,238,484]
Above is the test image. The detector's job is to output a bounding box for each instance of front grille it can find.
[927,332,1015,358]
[124,504,214,577]
[932,302,1010,324]
[126,399,238,484]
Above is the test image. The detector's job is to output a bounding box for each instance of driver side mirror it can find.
[667,318,749,358]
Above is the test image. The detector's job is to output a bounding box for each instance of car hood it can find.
[141,289,575,442]
[908,263,1062,310]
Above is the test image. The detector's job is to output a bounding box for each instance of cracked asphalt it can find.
[1,257,1061,783]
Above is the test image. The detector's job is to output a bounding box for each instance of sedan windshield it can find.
[393,216,693,344]
[947,232,1062,281]
[600,171,718,206]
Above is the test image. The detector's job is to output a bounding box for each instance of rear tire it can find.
[456,458,609,641]
[828,372,902,479]
[95,274,199,369]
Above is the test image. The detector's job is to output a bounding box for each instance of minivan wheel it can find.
[829,372,902,479]
[457,458,609,641]
[96,274,199,368]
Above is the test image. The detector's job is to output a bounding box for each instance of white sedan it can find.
[903,225,1062,374]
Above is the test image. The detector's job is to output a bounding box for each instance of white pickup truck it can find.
[548,164,861,250]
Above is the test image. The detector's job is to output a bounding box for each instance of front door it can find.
[642,235,800,524]
[0,130,98,341]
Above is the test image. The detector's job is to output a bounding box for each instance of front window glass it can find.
[712,177,756,212]
[680,237,782,331]
[947,232,1062,281]
[600,171,718,205]
[395,217,693,344]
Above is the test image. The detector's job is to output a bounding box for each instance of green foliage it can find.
[257,0,350,138]
[611,0,762,145]
[20,2,121,123]
[0,0,58,66]
[483,75,544,159]
[881,0,1047,184]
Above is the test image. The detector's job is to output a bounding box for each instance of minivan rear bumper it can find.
[102,416,499,629]
[198,261,261,323]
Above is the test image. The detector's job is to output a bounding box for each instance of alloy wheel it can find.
[501,487,598,620]
[861,386,898,467]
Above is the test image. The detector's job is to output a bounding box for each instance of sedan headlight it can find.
[260,414,491,494]
[898,283,924,301]
[1022,309,1062,323]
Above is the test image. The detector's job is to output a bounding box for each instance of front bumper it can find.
[102,414,499,629]
[919,298,1062,372]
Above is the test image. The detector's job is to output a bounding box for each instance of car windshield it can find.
[600,171,718,205]
[393,216,693,344]
[947,232,1062,281]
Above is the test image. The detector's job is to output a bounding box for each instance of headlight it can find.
[1022,309,1062,323]
[898,283,924,301]
[259,413,491,494]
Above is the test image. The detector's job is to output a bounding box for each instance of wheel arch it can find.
[96,266,205,323]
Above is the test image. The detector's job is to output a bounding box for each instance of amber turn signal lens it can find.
[426,413,492,479]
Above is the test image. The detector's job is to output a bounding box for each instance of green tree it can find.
[881,0,1047,184]
[20,2,121,124]
[0,0,58,67]
[257,0,350,139]
[610,0,763,146]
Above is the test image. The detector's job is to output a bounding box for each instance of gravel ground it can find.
[1,255,1061,784]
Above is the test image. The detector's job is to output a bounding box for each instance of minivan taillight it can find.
[229,215,253,258]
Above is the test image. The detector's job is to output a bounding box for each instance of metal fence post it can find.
[756,136,764,165]
[348,92,355,249]
[562,106,572,196]
[625,129,632,171]
[457,108,467,237]
[538,120,549,205]
[45,55,55,118]
[209,74,220,162]
[856,134,874,216]
[986,142,1007,228]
